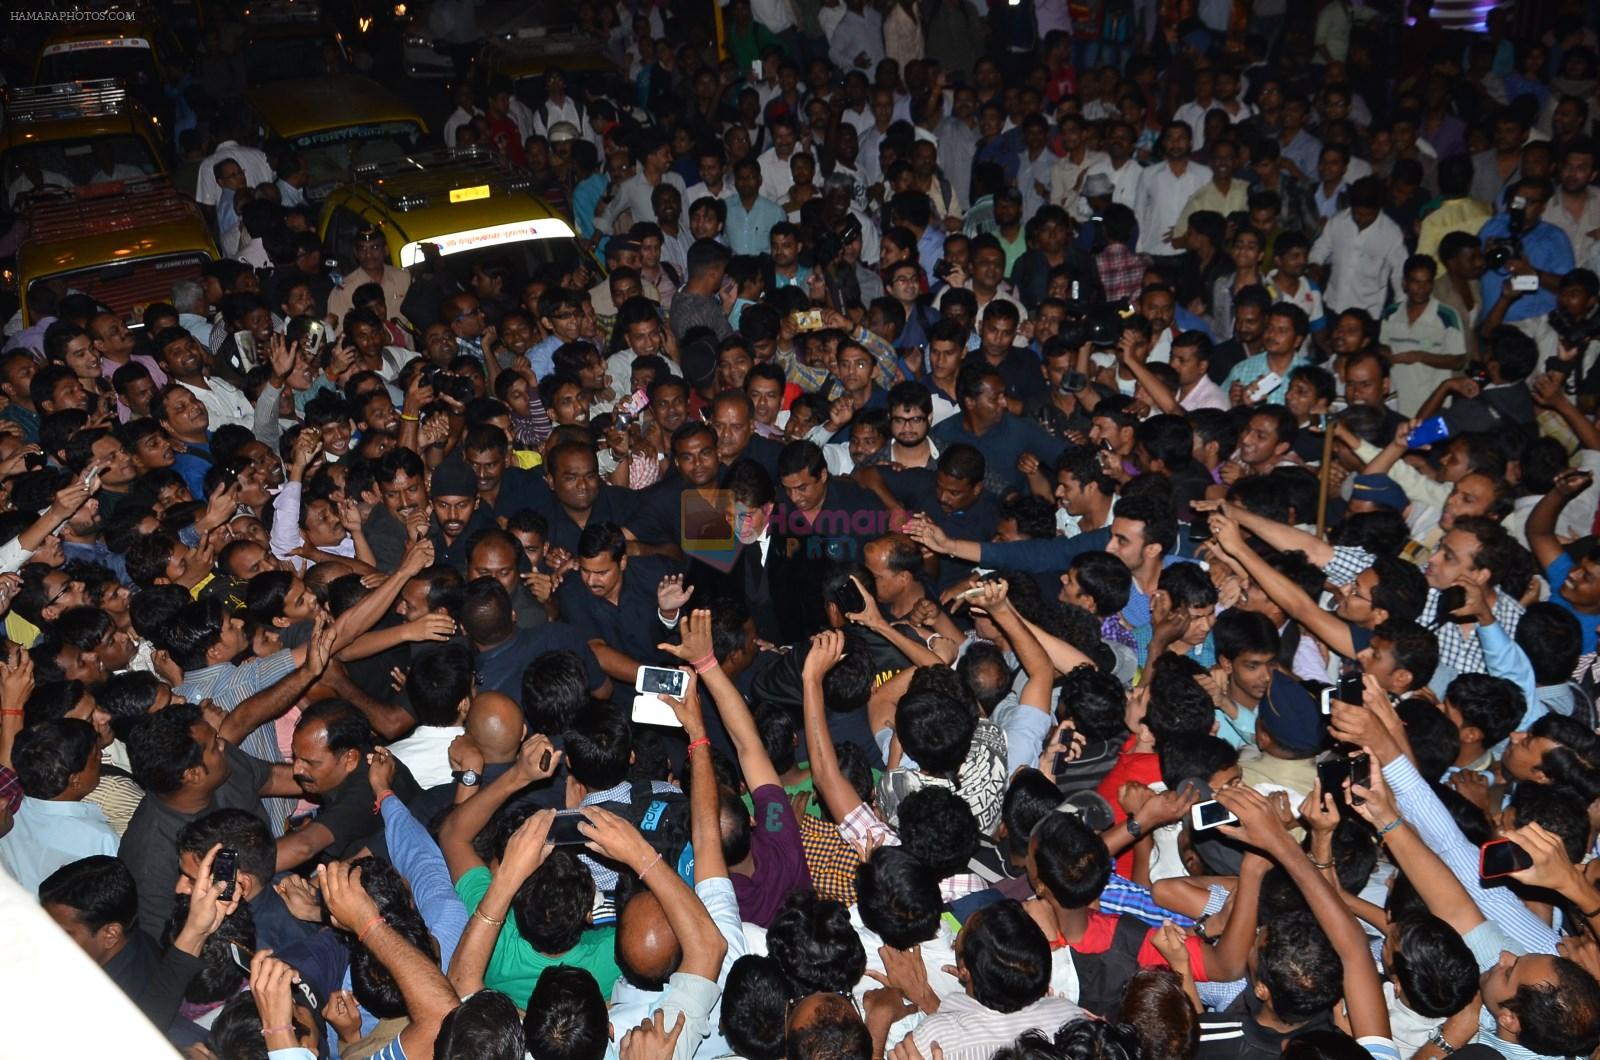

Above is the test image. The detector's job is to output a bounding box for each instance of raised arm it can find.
[218,616,335,747]
[1193,498,1335,567]
[447,810,555,996]
[580,805,728,979]
[658,609,780,791]
[320,860,461,1060]
[1209,513,1356,658]
[1526,467,1593,572]
[1215,784,1391,1040]
[800,631,868,824]
[437,733,562,882]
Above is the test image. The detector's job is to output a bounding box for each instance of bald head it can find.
[617,890,682,989]
[464,692,525,761]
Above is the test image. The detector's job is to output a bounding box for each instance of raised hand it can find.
[656,573,693,615]
[802,628,846,682]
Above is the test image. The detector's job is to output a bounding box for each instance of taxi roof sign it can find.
[41,38,151,55]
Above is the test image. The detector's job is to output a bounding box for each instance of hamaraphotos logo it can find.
[680,489,911,572]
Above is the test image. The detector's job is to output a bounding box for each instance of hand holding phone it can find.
[1479,837,1535,879]
[1189,800,1239,830]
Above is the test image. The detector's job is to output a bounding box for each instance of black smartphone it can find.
[212,848,238,901]
[1480,838,1534,879]
[1435,586,1468,624]
[1060,371,1088,394]
[548,811,587,846]
[1317,757,1351,795]
[1189,517,1213,543]
[1348,753,1371,804]
[1337,671,1366,707]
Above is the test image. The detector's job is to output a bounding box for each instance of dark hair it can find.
[1214,608,1280,662]
[1445,672,1525,748]
[1057,665,1127,739]
[176,807,277,889]
[12,718,96,799]
[1396,698,1460,783]
[766,891,868,998]
[1143,665,1217,743]
[1030,812,1111,909]
[1516,603,1583,685]
[896,786,980,879]
[434,990,526,1060]
[855,847,942,948]
[523,965,610,1060]
[1389,914,1479,1018]
[408,643,474,727]
[1502,957,1600,1056]
[895,688,975,776]
[1114,490,1177,557]
[1116,969,1200,1060]
[564,701,631,789]
[723,956,789,1060]
[512,849,595,954]
[1158,734,1238,791]
[1375,619,1438,692]
[1258,911,1342,1023]
[523,650,591,735]
[38,854,137,930]
[125,702,206,795]
[1369,556,1429,623]
[961,901,1052,1013]
[1067,552,1132,617]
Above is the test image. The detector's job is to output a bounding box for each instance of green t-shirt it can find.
[454,866,623,1005]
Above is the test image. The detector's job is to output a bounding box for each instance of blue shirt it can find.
[1477,214,1574,322]
[1222,351,1309,404]
[726,196,787,255]
[526,334,561,380]
[930,413,1066,496]
[1545,552,1600,654]
[572,172,607,240]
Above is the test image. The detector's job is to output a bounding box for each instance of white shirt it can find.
[1552,185,1600,267]
[441,105,481,149]
[757,146,799,202]
[1309,208,1408,316]
[531,96,596,147]
[828,7,885,74]
[385,725,465,789]
[1017,147,1060,221]
[1173,99,1219,148]
[1134,160,1212,256]
[751,0,796,33]
[195,141,274,206]
[1082,156,1142,211]
[0,797,119,894]
[1378,296,1467,416]
[1178,374,1230,411]
[180,376,255,431]
[684,178,738,204]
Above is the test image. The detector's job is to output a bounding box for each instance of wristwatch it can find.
[452,769,480,788]
[1126,814,1145,841]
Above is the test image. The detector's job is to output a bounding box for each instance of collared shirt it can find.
[725,195,787,256]
[596,171,686,234]
[912,991,1086,1060]
[1179,374,1231,411]
[1222,351,1309,404]
[178,648,299,829]
[1134,160,1213,256]
[179,376,254,432]
[196,140,274,206]
[1477,215,1574,322]
[1175,178,1249,237]
[1378,297,1466,415]
[327,264,411,325]
[0,796,118,893]
[1551,185,1600,267]
[576,778,684,891]
[1309,208,1408,315]
[1081,156,1143,212]
[1098,243,1152,303]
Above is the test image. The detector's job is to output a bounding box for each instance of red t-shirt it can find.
[1094,735,1162,877]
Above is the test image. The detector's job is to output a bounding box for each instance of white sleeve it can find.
[0,537,33,574]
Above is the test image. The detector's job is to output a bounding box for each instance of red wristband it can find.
[686,737,711,755]
[357,915,386,943]
[374,789,395,815]
[0,709,22,718]
[691,653,718,674]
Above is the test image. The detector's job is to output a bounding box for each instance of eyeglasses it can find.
[453,307,485,323]
[890,414,928,425]
[45,578,81,608]
[549,310,581,321]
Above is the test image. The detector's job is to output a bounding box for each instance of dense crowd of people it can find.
[5,1,1600,1059]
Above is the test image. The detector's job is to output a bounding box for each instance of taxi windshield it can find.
[297,124,423,193]
[3,135,162,209]
[37,44,159,88]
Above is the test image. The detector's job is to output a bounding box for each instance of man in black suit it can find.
[686,457,800,645]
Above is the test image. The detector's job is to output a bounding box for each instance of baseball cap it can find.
[1350,474,1408,512]
[1082,173,1114,198]
[1258,672,1328,758]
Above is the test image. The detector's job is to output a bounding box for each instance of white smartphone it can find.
[632,665,689,727]
[1245,371,1283,403]
[750,59,763,80]
[1511,274,1540,293]
[1189,800,1239,831]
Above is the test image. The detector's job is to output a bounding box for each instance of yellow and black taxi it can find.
[32,16,180,113]
[319,146,591,285]
[475,27,617,106]
[15,178,218,327]
[1,79,167,211]
[247,74,427,198]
